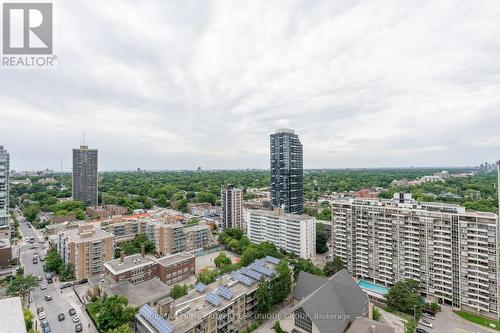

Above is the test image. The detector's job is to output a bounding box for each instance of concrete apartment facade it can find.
[145,221,209,256]
[332,193,500,319]
[56,224,113,280]
[247,208,316,259]
[72,145,98,206]
[270,128,304,214]
[221,185,243,229]
[0,145,9,228]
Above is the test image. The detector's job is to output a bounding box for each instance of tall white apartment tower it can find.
[0,146,9,227]
[221,185,243,229]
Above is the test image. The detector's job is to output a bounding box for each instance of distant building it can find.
[56,224,113,279]
[270,128,303,214]
[220,184,243,229]
[247,208,316,259]
[0,238,12,269]
[145,221,210,256]
[72,145,98,206]
[332,193,500,320]
[187,203,218,217]
[0,297,27,333]
[0,145,9,228]
[86,204,128,219]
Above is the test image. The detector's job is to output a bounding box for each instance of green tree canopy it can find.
[386,279,422,315]
[323,256,344,277]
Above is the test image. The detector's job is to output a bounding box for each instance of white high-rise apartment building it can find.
[221,184,243,229]
[0,146,9,228]
[247,208,316,259]
[332,192,500,319]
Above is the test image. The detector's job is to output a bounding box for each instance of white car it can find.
[422,313,435,320]
[419,319,433,328]
[38,311,46,320]
[40,284,47,290]
[72,315,80,323]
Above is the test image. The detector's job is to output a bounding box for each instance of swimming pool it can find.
[357,280,389,295]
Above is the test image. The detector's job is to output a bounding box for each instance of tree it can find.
[255,280,272,314]
[7,275,38,300]
[241,246,261,266]
[273,321,287,333]
[92,296,136,332]
[214,252,231,268]
[107,324,132,333]
[316,208,331,221]
[323,256,344,277]
[44,248,63,273]
[59,263,74,281]
[23,308,34,331]
[373,307,381,321]
[170,284,189,299]
[23,204,40,222]
[316,223,328,254]
[386,279,421,315]
[270,260,292,305]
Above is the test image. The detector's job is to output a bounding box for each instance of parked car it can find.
[72,315,80,323]
[419,319,433,329]
[58,313,65,321]
[75,323,83,332]
[40,284,47,290]
[45,295,52,301]
[422,313,435,320]
[46,277,53,284]
[40,256,45,262]
[60,282,72,289]
[68,308,76,316]
[40,319,48,328]
[37,275,42,281]
[38,311,47,320]
[36,307,44,314]
[416,329,428,333]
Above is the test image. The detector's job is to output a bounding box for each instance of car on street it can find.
[37,275,42,281]
[416,329,428,333]
[40,319,48,327]
[38,311,47,320]
[37,307,44,314]
[42,324,52,333]
[45,295,52,301]
[33,257,38,264]
[46,277,53,284]
[40,284,47,290]
[422,312,435,320]
[58,313,65,321]
[419,319,433,328]
[60,282,72,289]
[72,314,80,323]
[40,256,45,261]
[69,308,76,316]
[75,323,83,332]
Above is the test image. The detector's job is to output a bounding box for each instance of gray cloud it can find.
[1,0,500,170]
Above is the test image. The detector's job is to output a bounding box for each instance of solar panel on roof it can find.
[195,282,206,293]
[205,292,222,306]
[217,286,233,300]
[250,260,274,276]
[265,256,280,265]
[241,267,263,281]
[230,271,254,286]
[139,304,174,333]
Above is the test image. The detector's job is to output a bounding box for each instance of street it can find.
[16,210,97,333]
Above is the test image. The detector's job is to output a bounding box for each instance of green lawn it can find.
[455,310,500,331]
[86,302,99,326]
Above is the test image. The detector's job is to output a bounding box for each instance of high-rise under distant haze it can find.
[72,145,98,206]
[220,184,243,229]
[270,129,304,214]
[0,146,9,227]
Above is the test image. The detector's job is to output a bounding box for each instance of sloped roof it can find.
[293,269,368,333]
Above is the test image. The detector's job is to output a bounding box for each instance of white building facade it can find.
[247,208,316,259]
[332,193,500,319]
[0,146,9,228]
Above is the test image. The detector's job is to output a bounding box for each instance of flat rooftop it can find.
[250,208,315,221]
[105,277,171,308]
[156,252,195,267]
[63,225,113,243]
[0,297,27,333]
[105,253,156,275]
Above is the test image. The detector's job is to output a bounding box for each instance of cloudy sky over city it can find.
[1,0,500,171]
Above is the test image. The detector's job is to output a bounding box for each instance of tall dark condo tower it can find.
[72,145,98,206]
[270,128,303,214]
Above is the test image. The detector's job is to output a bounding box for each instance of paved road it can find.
[424,305,497,333]
[16,210,96,333]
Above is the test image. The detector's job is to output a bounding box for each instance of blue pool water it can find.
[357,280,389,295]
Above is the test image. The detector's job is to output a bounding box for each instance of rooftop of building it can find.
[346,318,395,333]
[61,224,113,243]
[105,253,156,275]
[95,276,171,308]
[168,256,281,332]
[0,237,11,249]
[0,297,27,333]
[274,128,295,134]
[155,252,195,267]
[249,208,315,221]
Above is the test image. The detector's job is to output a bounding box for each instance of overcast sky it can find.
[1,0,500,171]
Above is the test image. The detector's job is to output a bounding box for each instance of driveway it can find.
[425,305,497,333]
